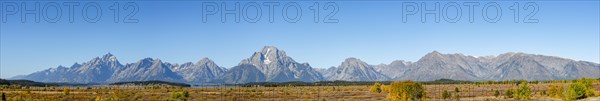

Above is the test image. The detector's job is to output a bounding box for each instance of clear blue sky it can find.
[1,1,599,78]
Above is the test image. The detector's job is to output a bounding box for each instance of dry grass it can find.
[0,82,598,101]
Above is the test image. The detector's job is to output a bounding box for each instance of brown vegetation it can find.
[0,79,597,100]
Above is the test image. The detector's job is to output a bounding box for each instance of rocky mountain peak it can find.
[418,51,447,63]
[340,57,369,68]
[86,53,122,67]
[425,51,443,57]
[498,52,527,58]
[71,62,82,67]
[235,46,322,82]
[102,53,116,61]
[140,58,155,63]
[196,57,214,64]
[259,46,286,64]
[389,60,409,66]
[328,57,389,81]
[152,59,162,64]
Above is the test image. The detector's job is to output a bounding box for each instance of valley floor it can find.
[0,82,599,101]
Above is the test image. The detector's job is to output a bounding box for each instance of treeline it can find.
[109,80,191,87]
[239,79,537,87]
[241,80,391,87]
[241,79,472,87]
[0,79,191,88]
[0,79,58,87]
[240,78,600,87]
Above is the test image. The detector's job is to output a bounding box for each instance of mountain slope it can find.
[487,53,600,80]
[10,48,600,83]
[396,51,488,81]
[71,53,124,83]
[315,67,337,79]
[171,58,226,83]
[387,51,600,81]
[236,46,323,82]
[13,53,124,83]
[327,58,389,81]
[375,60,411,79]
[108,58,184,83]
[219,64,266,84]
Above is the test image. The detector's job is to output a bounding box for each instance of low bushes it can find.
[548,84,564,98]
[565,78,596,100]
[494,90,500,98]
[548,78,597,101]
[442,90,451,99]
[171,91,189,101]
[514,81,531,100]
[504,89,514,99]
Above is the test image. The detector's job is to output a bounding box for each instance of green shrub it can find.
[182,90,189,98]
[454,87,459,93]
[566,83,587,100]
[1,92,5,101]
[453,92,460,100]
[549,78,596,101]
[515,81,531,100]
[494,90,500,98]
[504,89,514,99]
[565,78,595,100]
[442,90,451,99]
[171,91,189,101]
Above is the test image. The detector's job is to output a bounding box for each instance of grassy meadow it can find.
[0,79,599,101]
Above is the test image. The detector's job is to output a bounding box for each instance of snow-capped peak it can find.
[100,53,118,62]
[264,48,272,64]
[109,55,117,62]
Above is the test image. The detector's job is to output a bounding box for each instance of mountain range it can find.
[10,46,600,84]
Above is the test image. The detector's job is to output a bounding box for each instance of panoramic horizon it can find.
[7,45,600,82]
[3,46,599,78]
[1,0,599,100]
[1,1,599,79]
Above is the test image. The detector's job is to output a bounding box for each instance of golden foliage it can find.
[369,82,382,93]
[548,84,564,98]
[387,80,426,101]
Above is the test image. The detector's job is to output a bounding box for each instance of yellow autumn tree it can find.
[370,82,382,93]
[387,80,426,101]
[381,85,390,93]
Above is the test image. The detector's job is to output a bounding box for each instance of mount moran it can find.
[10,46,600,84]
